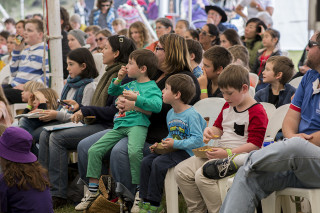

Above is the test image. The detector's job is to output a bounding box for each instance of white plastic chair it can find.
[193,97,226,127]
[288,76,303,89]
[249,86,256,98]
[260,102,276,119]
[164,168,179,213]
[10,103,28,118]
[264,104,290,139]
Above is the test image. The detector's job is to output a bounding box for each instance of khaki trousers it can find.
[174,156,222,213]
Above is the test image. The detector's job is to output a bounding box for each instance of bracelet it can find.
[26,105,32,110]
[201,89,208,94]
[226,149,233,157]
[115,78,122,83]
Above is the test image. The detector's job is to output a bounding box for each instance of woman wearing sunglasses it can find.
[89,0,115,33]
[199,23,220,51]
[94,29,112,53]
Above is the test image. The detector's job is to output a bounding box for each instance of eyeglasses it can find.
[95,37,107,42]
[155,47,164,51]
[308,40,320,48]
[101,4,111,7]
[200,30,212,37]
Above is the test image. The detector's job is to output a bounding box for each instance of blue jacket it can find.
[254,84,296,108]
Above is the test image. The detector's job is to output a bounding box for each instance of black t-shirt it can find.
[268,87,279,107]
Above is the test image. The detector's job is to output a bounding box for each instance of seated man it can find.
[4,18,49,104]
[220,31,320,213]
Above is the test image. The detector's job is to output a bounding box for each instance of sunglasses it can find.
[101,4,111,7]
[200,30,212,37]
[308,40,320,48]
[95,37,107,42]
[155,47,164,51]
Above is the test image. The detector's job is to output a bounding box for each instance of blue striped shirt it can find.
[10,42,49,87]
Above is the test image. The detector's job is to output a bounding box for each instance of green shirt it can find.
[245,39,264,70]
[108,78,162,129]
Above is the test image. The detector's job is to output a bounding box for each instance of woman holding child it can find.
[37,35,136,208]
[76,34,201,207]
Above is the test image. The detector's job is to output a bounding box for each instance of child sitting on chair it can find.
[175,64,268,213]
[137,74,206,212]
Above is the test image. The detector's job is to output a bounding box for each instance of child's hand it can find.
[33,91,47,104]
[118,66,127,80]
[161,138,174,149]
[149,142,158,153]
[206,148,228,159]
[203,127,215,143]
[123,90,138,101]
[71,110,84,123]
[39,110,58,122]
[198,71,208,90]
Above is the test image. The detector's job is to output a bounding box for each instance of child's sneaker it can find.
[131,191,142,213]
[149,204,165,213]
[75,190,99,211]
[202,154,238,179]
[139,202,150,213]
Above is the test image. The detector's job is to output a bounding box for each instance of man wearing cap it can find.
[0,127,53,212]
[205,5,228,32]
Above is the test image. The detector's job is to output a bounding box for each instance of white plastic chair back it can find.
[249,73,259,88]
[265,104,290,139]
[249,86,255,98]
[193,97,226,127]
[260,102,276,119]
[288,76,303,89]
[0,64,12,85]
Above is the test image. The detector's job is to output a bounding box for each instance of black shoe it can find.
[202,155,238,179]
[52,196,68,209]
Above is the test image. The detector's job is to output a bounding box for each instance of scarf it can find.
[91,62,124,107]
[59,76,93,110]
[93,7,115,33]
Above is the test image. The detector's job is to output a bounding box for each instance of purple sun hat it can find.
[0,127,36,163]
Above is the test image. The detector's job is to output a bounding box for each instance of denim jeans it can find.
[38,124,106,199]
[220,137,320,213]
[77,129,152,196]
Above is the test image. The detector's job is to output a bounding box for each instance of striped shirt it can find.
[10,42,49,87]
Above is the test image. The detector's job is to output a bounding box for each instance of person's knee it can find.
[194,168,205,187]
[282,137,309,154]
[50,132,65,147]
[174,161,188,182]
[128,150,142,161]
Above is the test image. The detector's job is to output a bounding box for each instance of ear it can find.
[175,91,181,100]
[80,63,87,71]
[140,65,147,74]
[216,66,224,75]
[242,84,249,93]
[275,71,283,80]
[190,53,195,61]
[113,50,120,59]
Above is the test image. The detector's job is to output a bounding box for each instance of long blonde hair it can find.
[35,88,59,110]
[23,81,45,93]
[159,34,191,75]
[0,87,13,123]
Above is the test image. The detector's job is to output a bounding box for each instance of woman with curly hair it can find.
[129,21,151,49]
[0,127,53,212]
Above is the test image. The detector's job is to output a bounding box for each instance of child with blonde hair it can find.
[21,81,45,113]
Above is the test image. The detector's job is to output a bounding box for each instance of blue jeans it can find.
[77,130,151,196]
[220,137,320,213]
[38,124,106,199]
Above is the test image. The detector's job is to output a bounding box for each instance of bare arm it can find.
[235,5,248,20]
[282,108,313,140]
[266,6,274,16]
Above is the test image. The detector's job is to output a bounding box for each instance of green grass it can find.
[287,50,303,71]
[54,204,77,213]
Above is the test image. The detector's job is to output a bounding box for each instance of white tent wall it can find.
[272,0,309,51]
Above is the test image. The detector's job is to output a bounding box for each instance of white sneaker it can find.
[75,190,99,211]
[130,191,141,213]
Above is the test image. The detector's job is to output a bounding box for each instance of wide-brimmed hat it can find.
[205,5,227,23]
[0,127,36,163]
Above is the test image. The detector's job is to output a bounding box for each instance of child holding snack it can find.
[175,64,268,213]
[137,74,206,212]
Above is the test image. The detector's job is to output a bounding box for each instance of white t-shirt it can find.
[239,0,274,19]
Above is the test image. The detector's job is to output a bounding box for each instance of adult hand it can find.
[71,110,84,123]
[198,71,208,90]
[161,138,174,149]
[116,98,135,113]
[207,17,215,25]
[299,65,310,74]
[123,90,137,101]
[63,100,79,112]
[206,148,228,159]
[39,110,58,122]
[291,133,313,141]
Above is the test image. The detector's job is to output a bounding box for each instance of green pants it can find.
[87,126,147,184]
